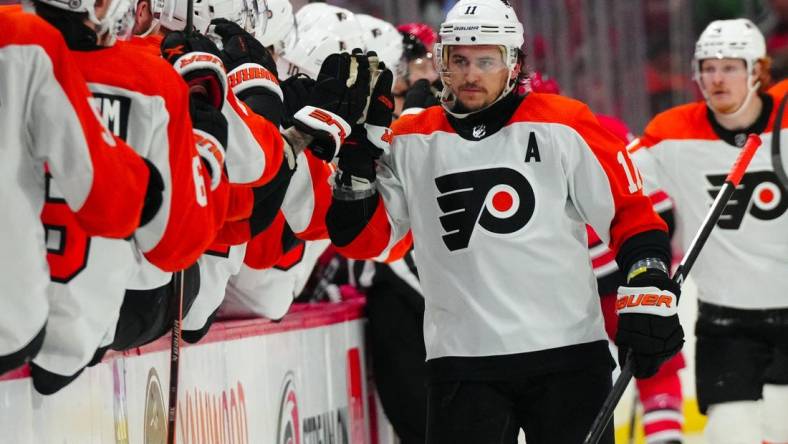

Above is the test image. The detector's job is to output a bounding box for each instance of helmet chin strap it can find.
[700,73,761,121]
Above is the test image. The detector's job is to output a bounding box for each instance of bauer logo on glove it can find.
[615,288,677,316]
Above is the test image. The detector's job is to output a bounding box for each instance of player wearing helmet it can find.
[28,0,230,393]
[393,22,440,116]
[324,1,680,442]
[357,14,403,75]
[274,2,366,78]
[0,8,154,377]
[628,18,788,444]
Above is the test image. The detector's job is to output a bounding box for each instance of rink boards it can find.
[0,299,396,444]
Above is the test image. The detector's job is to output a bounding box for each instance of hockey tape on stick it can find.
[583,134,763,444]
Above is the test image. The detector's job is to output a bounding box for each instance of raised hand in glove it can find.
[615,268,685,379]
[209,18,283,126]
[361,52,394,156]
[209,18,277,74]
[292,50,371,161]
[280,74,316,129]
[161,31,227,110]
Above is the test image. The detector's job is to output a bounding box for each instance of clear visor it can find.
[439,45,508,83]
[440,45,507,74]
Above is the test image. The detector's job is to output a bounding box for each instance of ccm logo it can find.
[309,108,347,143]
[616,294,674,310]
[228,66,279,89]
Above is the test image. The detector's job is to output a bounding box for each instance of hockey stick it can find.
[584,134,763,444]
[772,93,788,189]
[166,269,185,444]
[166,2,195,443]
[626,389,637,444]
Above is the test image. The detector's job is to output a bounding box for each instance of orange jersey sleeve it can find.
[3,11,150,238]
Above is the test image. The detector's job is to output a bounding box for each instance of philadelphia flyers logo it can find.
[707,170,788,229]
[435,167,535,251]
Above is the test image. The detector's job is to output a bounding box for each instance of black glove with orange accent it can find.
[209,18,283,127]
[361,52,394,157]
[292,50,371,161]
[615,268,684,379]
[161,31,227,110]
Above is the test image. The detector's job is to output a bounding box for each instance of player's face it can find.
[444,45,509,111]
[699,58,750,113]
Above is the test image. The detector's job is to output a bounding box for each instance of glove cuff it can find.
[227,63,283,102]
[193,129,226,191]
[173,52,228,107]
[293,106,352,160]
[616,286,678,317]
[331,170,377,201]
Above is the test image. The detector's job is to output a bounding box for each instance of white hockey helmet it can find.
[209,0,259,32]
[693,18,767,115]
[107,0,136,42]
[151,0,212,33]
[254,0,295,55]
[37,0,132,37]
[276,3,366,79]
[435,0,525,114]
[356,14,403,71]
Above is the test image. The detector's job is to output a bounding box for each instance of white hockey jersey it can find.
[0,11,149,357]
[333,93,668,360]
[629,93,788,310]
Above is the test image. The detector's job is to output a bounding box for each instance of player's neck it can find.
[712,94,763,131]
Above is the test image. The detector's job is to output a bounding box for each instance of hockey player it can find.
[324,0,683,442]
[0,8,157,375]
[629,19,788,444]
[393,22,440,116]
[28,0,231,392]
[181,1,373,340]
[218,8,401,325]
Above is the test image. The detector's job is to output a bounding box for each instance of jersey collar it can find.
[445,91,524,141]
[707,93,773,148]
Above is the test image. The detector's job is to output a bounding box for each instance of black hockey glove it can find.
[294,50,371,161]
[615,268,685,379]
[210,18,284,126]
[362,53,394,156]
[161,31,227,110]
[210,18,277,74]
[332,126,379,201]
[280,74,315,129]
